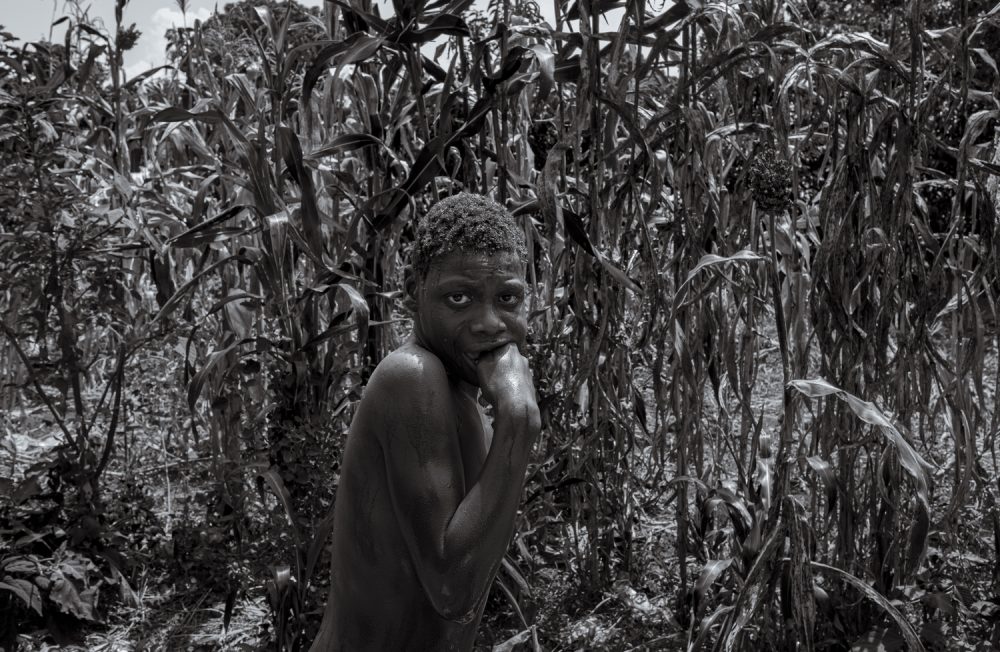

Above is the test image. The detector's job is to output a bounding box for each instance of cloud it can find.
[124,5,212,78]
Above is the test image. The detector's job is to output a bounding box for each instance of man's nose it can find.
[470,304,506,335]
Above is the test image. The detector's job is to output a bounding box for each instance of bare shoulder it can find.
[368,344,449,394]
[363,343,456,426]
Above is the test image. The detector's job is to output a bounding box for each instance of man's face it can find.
[410,250,529,386]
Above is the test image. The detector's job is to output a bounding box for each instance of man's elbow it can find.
[428,582,480,623]
[525,403,541,434]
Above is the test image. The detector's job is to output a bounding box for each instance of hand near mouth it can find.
[474,342,536,408]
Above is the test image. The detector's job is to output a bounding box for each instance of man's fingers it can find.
[477,342,515,364]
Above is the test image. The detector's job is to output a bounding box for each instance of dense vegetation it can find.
[1,0,999,649]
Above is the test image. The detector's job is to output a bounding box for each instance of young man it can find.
[310,193,541,651]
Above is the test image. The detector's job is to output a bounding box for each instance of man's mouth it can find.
[467,341,510,363]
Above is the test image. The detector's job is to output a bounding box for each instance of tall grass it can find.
[2,0,999,648]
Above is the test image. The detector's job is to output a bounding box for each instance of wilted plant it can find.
[2,0,999,649]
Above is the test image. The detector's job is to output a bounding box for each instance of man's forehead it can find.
[427,250,525,278]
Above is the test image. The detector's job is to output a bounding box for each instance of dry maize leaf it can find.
[788,498,816,651]
[812,562,925,652]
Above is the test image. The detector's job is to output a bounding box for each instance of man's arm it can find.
[371,346,540,623]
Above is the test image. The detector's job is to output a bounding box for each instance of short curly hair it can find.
[411,193,527,277]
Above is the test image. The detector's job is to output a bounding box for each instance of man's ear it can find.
[403,267,418,313]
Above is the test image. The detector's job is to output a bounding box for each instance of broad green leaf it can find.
[1,556,40,575]
[706,487,752,540]
[75,43,105,89]
[706,122,770,144]
[50,573,99,621]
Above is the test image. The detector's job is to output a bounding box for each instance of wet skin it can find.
[310,251,541,651]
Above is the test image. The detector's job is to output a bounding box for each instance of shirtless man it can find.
[310,193,541,651]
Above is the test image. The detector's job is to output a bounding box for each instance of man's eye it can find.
[447,293,472,306]
[498,293,522,306]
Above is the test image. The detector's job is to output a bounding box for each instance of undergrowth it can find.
[2,0,1000,649]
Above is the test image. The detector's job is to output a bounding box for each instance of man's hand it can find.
[475,343,536,408]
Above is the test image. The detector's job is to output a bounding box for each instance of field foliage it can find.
[1,0,999,649]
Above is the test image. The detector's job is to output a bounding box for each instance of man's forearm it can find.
[431,399,540,620]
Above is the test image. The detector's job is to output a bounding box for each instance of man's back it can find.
[310,343,489,651]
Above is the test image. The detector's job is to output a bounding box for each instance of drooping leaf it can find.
[153,107,228,123]
[149,255,240,328]
[12,475,42,504]
[694,559,733,607]
[562,208,596,256]
[372,135,448,229]
[754,459,772,512]
[674,250,765,310]
[596,251,642,294]
[125,65,172,88]
[395,13,470,44]
[223,583,238,632]
[167,204,249,249]
[718,523,784,651]
[308,133,389,159]
[187,337,242,413]
[804,455,838,514]
[341,34,385,66]
[788,378,932,511]
[637,0,693,34]
[812,562,925,651]
[278,127,325,260]
[692,604,734,651]
[75,43,105,89]
[220,291,256,340]
[302,33,384,108]
[305,511,336,588]
[528,43,555,100]
[565,0,628,21]
[261,467,302,547]
[0,578,42,616]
